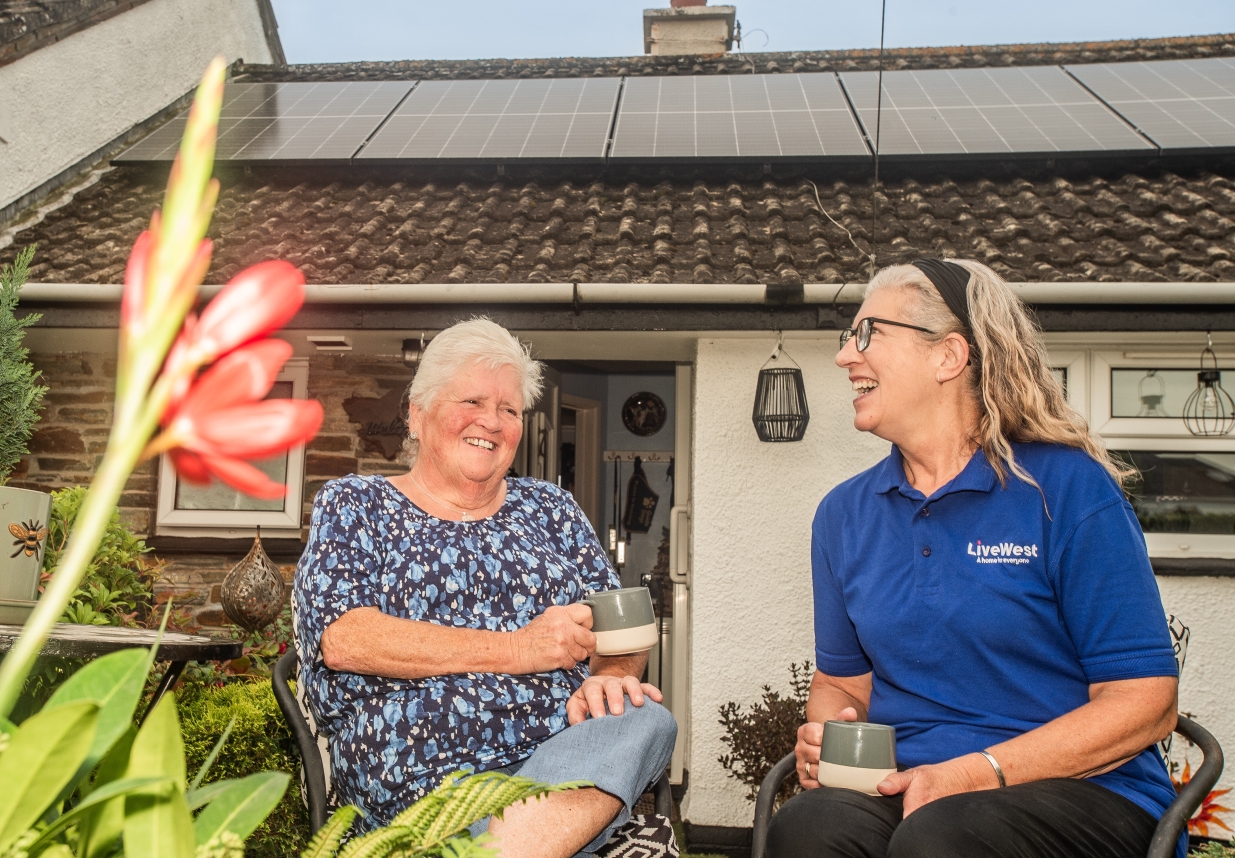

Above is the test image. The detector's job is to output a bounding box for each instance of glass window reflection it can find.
[1111,368,1235,418]
[1113,450,1235,534]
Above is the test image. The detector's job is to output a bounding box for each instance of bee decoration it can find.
[9,519,48,561]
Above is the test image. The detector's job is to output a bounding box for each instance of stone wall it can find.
[16,347,414,630]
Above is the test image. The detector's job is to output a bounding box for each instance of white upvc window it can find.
[1048,338,1235,560]
[154,358,309,538]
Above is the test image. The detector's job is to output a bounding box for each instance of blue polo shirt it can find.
[813,442,1179,839]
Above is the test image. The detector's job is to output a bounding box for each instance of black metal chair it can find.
[273,649,674,835]
[749,715,1224,858]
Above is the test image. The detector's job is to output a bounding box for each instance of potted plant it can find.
[0,244,50,618]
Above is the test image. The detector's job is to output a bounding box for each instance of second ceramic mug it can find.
[581,587,658,656]
[815,720,897,796]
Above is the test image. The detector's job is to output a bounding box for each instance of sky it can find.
[268,0,1233,64]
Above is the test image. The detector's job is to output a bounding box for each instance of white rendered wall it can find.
[684,337,1235,827]
[1156,576,1235,795]
[0,0,273,210]
[685,336,888,826]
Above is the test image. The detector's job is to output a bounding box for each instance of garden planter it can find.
[0,485,51,623]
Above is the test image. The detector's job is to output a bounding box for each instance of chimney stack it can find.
[643,1,736,56]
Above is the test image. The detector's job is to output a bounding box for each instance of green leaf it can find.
[0,699,99,854]
[123,785,195,858]
[125,694,186,791]
[39,844,73,858]
[192,771,288,846]
[186,779,239,811]
[336,825,413,858]
[78,725,136,858]
[45,648,149,782]
[300,805,359,858]
[23,776,170,854]
[189,714,235,793]
[123,694,193,858]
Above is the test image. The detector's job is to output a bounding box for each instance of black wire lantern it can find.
[1183,334,1235,437]
[752,336,810,442]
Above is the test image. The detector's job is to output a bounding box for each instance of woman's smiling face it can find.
[410,361,524,485]
[835,287,942,442]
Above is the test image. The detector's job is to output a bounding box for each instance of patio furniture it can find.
[272,649,675,834]
[0,622,242,722]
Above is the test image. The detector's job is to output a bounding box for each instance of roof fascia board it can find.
[22,281,1235,306]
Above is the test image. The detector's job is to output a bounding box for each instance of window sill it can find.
[1152,557,1235,577]
[146,535,307,561]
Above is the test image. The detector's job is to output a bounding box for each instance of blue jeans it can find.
[468,696,678,854]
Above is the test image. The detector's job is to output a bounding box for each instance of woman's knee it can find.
[887,800,998,858]
[768,788,900,858]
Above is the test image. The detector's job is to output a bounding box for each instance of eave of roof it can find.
[233,31,1235,83]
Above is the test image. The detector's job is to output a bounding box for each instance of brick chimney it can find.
[643,1,736,56]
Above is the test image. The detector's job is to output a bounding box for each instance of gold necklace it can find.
[409,473,482,522]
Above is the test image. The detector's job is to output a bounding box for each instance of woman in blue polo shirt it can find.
[767,259,1181,858]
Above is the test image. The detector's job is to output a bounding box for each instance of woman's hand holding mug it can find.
[797,707,859,788]
[511,604,596,673]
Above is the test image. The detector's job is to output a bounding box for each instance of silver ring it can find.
[805,761,813,779]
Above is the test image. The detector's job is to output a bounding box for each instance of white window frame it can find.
[155,358,309,538]
[1046,339,1235,559]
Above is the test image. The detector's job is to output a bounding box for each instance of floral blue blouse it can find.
[292,474,617,828]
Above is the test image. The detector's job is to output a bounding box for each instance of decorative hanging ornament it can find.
[1183,334,1235,437]
[752,334,810,442]
[1137,370,1167,417]
[220,526,286,631]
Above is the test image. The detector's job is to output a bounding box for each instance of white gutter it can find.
[21,281,1235,305]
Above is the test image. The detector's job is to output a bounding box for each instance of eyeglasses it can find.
[839,317,936,352]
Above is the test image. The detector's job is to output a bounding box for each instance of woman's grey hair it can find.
[402,318,544,463]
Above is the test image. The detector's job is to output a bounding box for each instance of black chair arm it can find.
[751,753,798,858]
[273,649,330,834]
[1149,715,1225,858]
[653,771,674,820]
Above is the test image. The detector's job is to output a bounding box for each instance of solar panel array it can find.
[114,59,1235,165]
[357,78,620,161]
[609,74,868,159]
[116,82,413,163]
[839,66,1153,156]
[1066,58,1235,152]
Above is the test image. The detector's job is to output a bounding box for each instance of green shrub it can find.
[1192,841,1235,857]
[717,662,812,807]
[179,679,310,858]
[0,244,47,484]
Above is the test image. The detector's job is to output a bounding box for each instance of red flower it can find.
[194,261,305,360]
[159,339,323,499]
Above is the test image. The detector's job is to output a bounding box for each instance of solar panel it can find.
[115,82,413,163]
[839,66,1153,156]
[609,73,869,159]
[356,78,620,161]
[1066,58,1235,152]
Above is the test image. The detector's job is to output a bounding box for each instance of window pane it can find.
[1111,368,1235,417]
[1051,367,1067,396]
[1112,450,1235,534]
[172,381,293,512]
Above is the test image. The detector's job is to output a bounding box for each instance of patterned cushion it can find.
[596,814,679,858]
[1158,614,1190,759]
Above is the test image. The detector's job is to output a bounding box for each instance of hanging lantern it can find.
[752,336,810,442]
[1137,370,1167,417]
[1183,335,1235,437]
[220,526,286,631]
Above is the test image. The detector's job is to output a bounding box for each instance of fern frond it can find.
[433,833,499,858]
[417,771,590,845]
[336,825,413,858]
[300,805,360,858]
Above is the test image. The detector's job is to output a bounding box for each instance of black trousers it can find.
[765,780,1160,858]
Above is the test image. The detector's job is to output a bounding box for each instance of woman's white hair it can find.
[402,317,544,463]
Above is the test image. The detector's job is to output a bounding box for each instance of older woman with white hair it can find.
[293,318,676,857]
[768,260,1182,858]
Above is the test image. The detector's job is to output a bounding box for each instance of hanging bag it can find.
[622,456,660,533]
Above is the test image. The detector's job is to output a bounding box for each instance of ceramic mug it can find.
[815,720,897,796]
[581,587,658,656]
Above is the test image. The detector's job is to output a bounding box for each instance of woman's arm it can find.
[796,670,874,788]
[880,674,1178,815]
[319,603,597,678]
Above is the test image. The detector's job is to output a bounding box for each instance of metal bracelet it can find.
[979,751,1007,788]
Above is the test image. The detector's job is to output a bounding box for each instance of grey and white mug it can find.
[580,587,658,656]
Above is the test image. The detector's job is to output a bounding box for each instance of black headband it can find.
[912,258,972,333]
